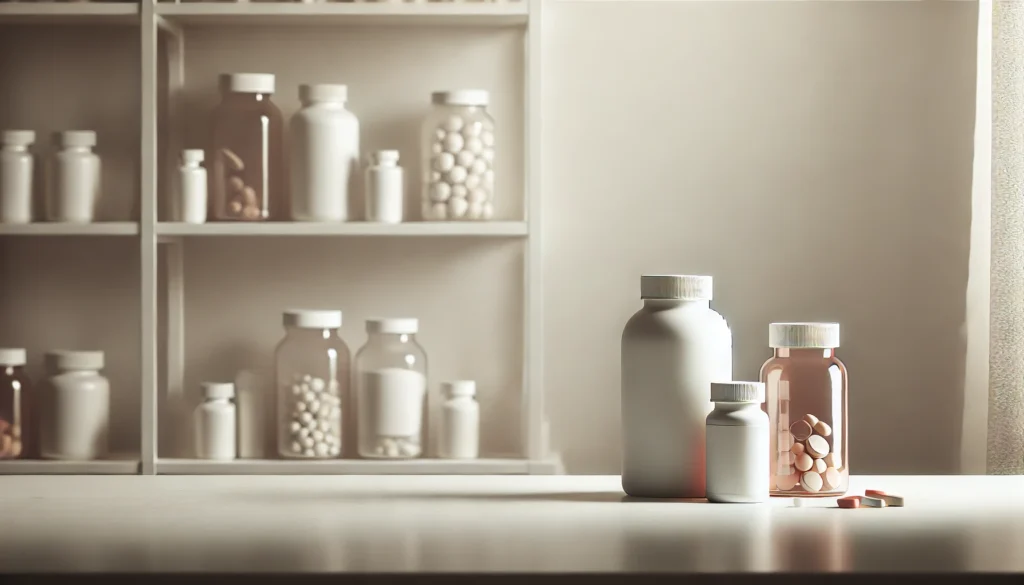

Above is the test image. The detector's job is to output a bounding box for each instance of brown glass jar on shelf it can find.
[0,348,33,460]
[760,323,848,497]
[209,73,285,221]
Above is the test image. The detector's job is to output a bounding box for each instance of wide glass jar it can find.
[0,348,32,459]
[210,73,285,221]
[760,323,848,497]
[275,310,349,459]
[354,318,428,459]
[421,90,495,221]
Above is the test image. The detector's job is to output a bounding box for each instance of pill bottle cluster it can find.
[0,130,103,224]
[175,73,498,225]
[620,274,848,504]
[0,348,111,462]
[190,309,480,462]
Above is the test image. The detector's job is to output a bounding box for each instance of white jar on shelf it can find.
[365,150,403,224]
[46,131,101,223]
[0,130,35,225]
[421,90,495,222]
[179,149,207,224]
[289,83,360,222]
[40,350,110,461]
[439,380,479,460]
[354,318,428,459]
[194,382,236,461]
[274,310,350,459]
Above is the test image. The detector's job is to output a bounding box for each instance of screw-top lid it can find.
[0,348,27,367]
[283,309,342,329]
[442,380,476,397]
[299,83,347,103]
[181,149,204,164]
[640,275,713,300]
[56,131,97,148]
[372,150,400,165]
[366,318,419,335]
[202,382,235,400]
[711,381,765,403]
[45,350,104,371]
[769,322,840,349]
[432,90,490,107]
[227,73,275,94]
[2,130,35,147]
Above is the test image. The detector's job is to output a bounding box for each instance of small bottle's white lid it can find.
[366,318,419,335]
[57,131,97,148]
[372,150,400,165]
[442,380,476,398]
[711,381,765,403]
[283,309,343,329]
[202,382,235,400]
[2,130,35,147]
[228,73,275,94]
[432,90,490,107]
[640,274,712,300]
[46,350,104,371]
[299,83,347,103]
[0,348,27,367]
[769,322,840,349]
[181,149,204,164]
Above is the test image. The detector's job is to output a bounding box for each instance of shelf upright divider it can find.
[140,0,160,475]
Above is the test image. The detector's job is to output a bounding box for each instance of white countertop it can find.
[0,474,1022,573]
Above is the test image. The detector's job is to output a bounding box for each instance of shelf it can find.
[156,221,528,237]
[155,2,528,27]
[156,457,552,475]
[0,222,139,236]
[0,2,139,25]
[0,459,140,475]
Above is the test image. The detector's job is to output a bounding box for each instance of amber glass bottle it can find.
[0,348,33,459]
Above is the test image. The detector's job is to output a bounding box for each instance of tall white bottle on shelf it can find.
[178,149,207,224]
[439,380,480,460]
[47,130,101,223]
[289,83,360,222]
[194,382,237,461]
[0,130,35,224]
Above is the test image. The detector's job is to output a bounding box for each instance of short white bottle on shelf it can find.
[705,381,769,504]
[179,149,207,224]
[47,130,101,223]
[0,130,35,224]
[289,83,360,222]
[194,382,237,461]
[439,380,479,460]
[365,150,404,224]
[40,350,110,461]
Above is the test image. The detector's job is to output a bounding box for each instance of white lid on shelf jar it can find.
[0,348,27,367]
[202,382,235,400]
[56,131,96,148]
[372,150,400,165]
[366,318,419,335]
[46,350,104,371]
[769,322,840,349]
[640,275,713,301]
[283,309,343,329]
[442,380,476,398]
[432,90,490,107]
[227,73,275,94]
[710,381,765,403]
[299,83,347,103]
[181,149,204,164]
[2,130,35,146]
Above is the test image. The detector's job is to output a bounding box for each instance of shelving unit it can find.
[0,0,554,475]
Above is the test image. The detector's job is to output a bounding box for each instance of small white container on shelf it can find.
[179,149,207,224]
[364,150,403,224]
[0,130,35,225]
[439,380,479,460]
[40,350,110,461]
[46,130,101,223]
[705,381,769,504]
[194,382,237,461]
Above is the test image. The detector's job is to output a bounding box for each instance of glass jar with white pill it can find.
[274,310,350,459]
[421,90,495,222]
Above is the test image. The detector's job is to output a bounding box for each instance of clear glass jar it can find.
[274,310,350,459]
[421,90,495,222]
[0,348,32,459]
[210,73,285,222]
[354,318,428,459]
[760,323,848,497]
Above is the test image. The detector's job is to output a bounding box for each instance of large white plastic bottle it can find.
[620,274,733,498]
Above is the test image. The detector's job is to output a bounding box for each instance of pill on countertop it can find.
[776,472,799,491]
[811,458,826,473]
[837,496,861,509]
[804,413,819,427]
[794,453,813,472]
[800,471,823,493]
[865,490,904,507]
[806,435,830,458]
[821,467,841,491]
[791,498,804,508]
[814,420,832,437]
[859,495,887,508]
[792,442,805,456]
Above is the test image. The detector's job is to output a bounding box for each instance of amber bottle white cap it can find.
[640,274,712,300]
[769,322,840,349]
[227,73,275,94]
[0,348,27,367]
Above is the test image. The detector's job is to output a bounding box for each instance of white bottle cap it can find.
[57,131,97,148]
[46,350,104,371]
[181,149,204,164]
[640,275,713,300]
[442,380,476,398]
[228,73,275,94]
[2,130,35,146]
[372,150,400,165]
[299,83,347,103]
[202,382,235,400]
[366,318,419,335]
[711,381,765,403]
[283,309,342,329]
[0,348,27,367]
[769,322,840,349]
[432,90,490,107]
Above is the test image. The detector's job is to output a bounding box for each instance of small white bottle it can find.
[0,130,35,224]
[179,149,207,224]
[705,381,769,503]
[439,380,480,460]
[47,130,101,223]
[365,150,404,223]
[194,382,237,461]
[40,350,110,461]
